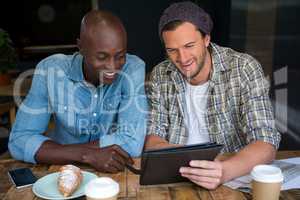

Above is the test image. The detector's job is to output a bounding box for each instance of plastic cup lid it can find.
[85,177,119,199]
[251,165,283,183]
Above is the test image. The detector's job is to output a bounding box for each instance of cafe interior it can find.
[0,0,299,199]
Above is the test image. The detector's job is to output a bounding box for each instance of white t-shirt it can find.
[184,81,210,145]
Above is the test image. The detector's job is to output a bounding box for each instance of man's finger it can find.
[110,159,125,172]
[105,164,119,173]
[112,153,126,168]
[112,145,134,164]
[189,160,222,170]
[179,167,222,178]
[181,173,221,184]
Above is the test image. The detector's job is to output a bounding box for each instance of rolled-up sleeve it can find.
[100,57,148,157]
[240,57,281,149]
[8,63,51,163]
[146,68,169,140]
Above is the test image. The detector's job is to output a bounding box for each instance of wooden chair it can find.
[0,101,16,128]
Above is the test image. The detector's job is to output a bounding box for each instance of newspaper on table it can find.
[223,157,300,193]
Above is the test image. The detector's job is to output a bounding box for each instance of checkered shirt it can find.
[146,43,281,152]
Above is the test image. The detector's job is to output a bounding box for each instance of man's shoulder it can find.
[226,47,263,76]
[36,53,73,71]
[228,48,260,69]
[213,43,262,73]
[124,54,145,71]
[150,60,174,80]
[153,59,173,70]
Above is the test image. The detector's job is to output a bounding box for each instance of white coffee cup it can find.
[251,165,283,200]
[85,177,119,200]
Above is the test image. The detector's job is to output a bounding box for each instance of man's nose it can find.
[106,58,117,70]
[177,49,189,64]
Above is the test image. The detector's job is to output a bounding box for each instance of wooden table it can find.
[1,151,300,200]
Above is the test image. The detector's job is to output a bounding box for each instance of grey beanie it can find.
[159,1,213,37]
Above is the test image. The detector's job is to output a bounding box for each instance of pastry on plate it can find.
[57,164,83,197]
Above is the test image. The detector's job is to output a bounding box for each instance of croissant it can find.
[57,165,83,197]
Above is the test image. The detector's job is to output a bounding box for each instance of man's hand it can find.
[180,160,223,190]
[144,135,182,150]
[82,144,134,173]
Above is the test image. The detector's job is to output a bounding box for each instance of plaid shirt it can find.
[147,43,281,152]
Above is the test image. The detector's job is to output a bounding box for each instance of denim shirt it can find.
[8,52,148,163]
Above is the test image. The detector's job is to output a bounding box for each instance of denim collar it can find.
[66,52,85,82]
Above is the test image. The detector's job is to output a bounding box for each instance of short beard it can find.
[185,50,206,81]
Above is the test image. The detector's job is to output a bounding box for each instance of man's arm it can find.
[35,140,133,173]
[145,65,175,150]
[222,141,275,182]
[180,141,275,189]
[145,135,181,149]
[8,61,52,163]
[35,140,99,164]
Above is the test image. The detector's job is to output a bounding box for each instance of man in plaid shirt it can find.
[145,1,281,189]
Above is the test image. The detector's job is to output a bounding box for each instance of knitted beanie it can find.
[158,1,213,37]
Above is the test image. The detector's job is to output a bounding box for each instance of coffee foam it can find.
[85,177,119,199]
[251,165,283,183]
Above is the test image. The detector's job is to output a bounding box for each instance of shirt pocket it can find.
[207,109,235,139]
[102,95,121,114]
[54,103,79,135]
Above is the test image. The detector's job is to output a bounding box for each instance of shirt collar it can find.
[209,43,232,84]
[210,42,231,72]
[66,52,85,82]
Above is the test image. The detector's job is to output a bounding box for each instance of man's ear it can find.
[204,35,211,47]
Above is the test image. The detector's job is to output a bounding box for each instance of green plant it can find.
[0,29,17,74]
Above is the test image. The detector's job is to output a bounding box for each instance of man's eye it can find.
[185,44,194,48]
[98,54,107,60]
[166,49,175,54]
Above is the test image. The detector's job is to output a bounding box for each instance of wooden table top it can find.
[1,151,300,200]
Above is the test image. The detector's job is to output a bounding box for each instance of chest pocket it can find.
[98,95,121,135]
[54,103,79,135]
[103,95,121,114]
[206,90,230,139]
[208,109,233,131]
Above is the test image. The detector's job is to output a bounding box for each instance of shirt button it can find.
[93,113,97,117]
[94,94,98,98]
[64,106,67,110]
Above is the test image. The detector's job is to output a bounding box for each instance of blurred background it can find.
[0,0,299,155]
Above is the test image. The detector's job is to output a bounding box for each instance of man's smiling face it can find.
[163,22,210,80]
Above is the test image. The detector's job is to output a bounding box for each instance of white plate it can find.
[32,171,97,200]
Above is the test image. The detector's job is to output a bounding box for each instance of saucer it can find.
[32,171,97,200]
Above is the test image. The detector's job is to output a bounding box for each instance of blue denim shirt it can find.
[8,52,148,163]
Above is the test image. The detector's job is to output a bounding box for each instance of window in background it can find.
[230,0,300,149]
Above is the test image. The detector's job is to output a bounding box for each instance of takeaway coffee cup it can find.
[251,165,283,200]
[85,177,119,200]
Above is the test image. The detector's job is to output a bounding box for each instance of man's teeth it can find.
[104,72,116,76]
[182,61,193,67]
